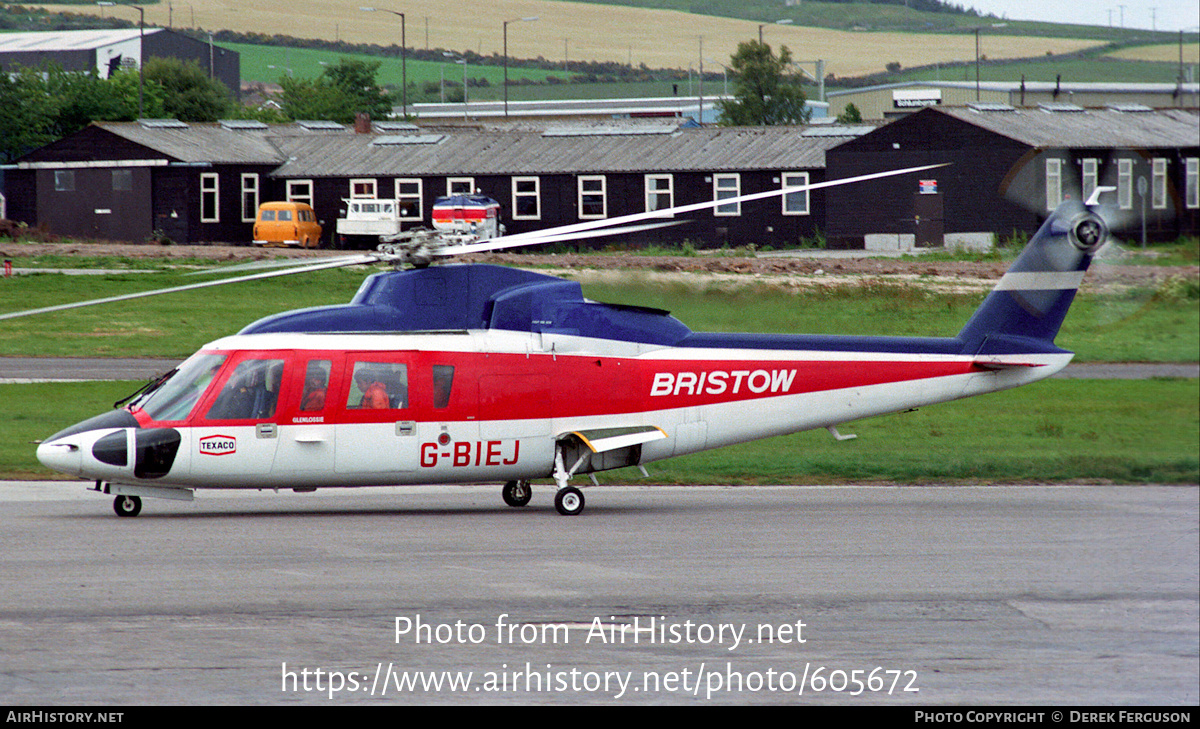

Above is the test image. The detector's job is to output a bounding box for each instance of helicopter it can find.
[8,164,1113,517]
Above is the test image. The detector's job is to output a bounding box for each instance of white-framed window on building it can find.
[54,170,75,192]
[645,174,674,214]
[1081,158,1098,203]
[350,178,377,199]
[112,169,132,192]
[1118,158,1133,210]
[714,173,741,216]
[201,173,219,223]
[781,172,809,216]
[447,177,474,196]
[395,178,423,221]
[287,180,314,207]
[240,173,259,222]
[1045,158,1062,211]
[1186,158,1199,210]
[1152,158,1169,210]
[578,175,607,219]
[512,176,541,220]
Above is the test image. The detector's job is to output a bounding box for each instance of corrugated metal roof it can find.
[267,125,864,178]
[937,106,1199,148]
[97,121,285,165]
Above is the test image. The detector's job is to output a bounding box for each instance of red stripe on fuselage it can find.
[131,349,975,429]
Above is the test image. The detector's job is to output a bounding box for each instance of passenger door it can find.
[334,354,419,475]
[274,356,338,477]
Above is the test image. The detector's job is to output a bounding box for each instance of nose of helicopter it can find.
[36,437,83,476]
[37,409,141,478]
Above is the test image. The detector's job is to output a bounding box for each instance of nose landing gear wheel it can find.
[502,480,532,507]
[113,495,142,518]
[554,486,584,516]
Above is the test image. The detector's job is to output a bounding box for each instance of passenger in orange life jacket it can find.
[355,368,390,409]
[301,371,327,411]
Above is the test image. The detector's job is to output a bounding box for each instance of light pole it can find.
[973,23,1007,100]
[360,7,406,119]
[705,58,729,97]
[97,2,144,117]
[503,16,538,117]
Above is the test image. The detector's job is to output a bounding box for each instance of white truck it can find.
[336,198,404,249]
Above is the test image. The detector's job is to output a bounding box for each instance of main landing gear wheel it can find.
[113,495,142,518]
[554,486,585,516]
[502,480,532,507]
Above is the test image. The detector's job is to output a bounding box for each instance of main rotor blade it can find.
[0,254,382,322]
[458,163,949,256]
[184,253,372,277]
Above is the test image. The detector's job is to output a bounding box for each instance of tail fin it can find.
[958,197,1107,357]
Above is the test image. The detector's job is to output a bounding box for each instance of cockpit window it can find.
[206,358,285,421]
[137,353,227,422]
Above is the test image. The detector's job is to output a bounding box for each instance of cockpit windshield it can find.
[135,353,227,422]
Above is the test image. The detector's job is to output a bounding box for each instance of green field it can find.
[231,42,567,96]
[231,42,1191,102]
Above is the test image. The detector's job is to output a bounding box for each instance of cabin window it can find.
[578,175,606,219]
[205,358,285,421]
[347,361,408,410]
[287,179,314,207]
[645,174,673,214]
[1187,158,1199,210]
[112,169,132,192]
[714,173,740,216]
[432,365,455,409]
[241,173,259,222]
[396,178,423,220]
[201,173,219,222]
[1152,158,1169,210]
[781,172,809,216]
[351,178,377,199]
[1118,159,1133,210]
[138,353,226,422]
[54,170,75,192]
[1081,158,1098,202]
[300,360,331,412]
[1044,159,1062,211]
[447,177,474,196]
[512,177,540,220]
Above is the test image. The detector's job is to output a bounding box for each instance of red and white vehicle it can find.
[17,166,1112,517]
[430,194,502,238]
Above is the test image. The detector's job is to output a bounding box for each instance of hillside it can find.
[35,0,1106,78]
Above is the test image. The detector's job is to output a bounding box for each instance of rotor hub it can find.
[1069,213,1107,253]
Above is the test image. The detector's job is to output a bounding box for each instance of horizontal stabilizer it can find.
[565,426,667,453]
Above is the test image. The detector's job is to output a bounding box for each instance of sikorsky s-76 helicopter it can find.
[10,164,1112,517]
